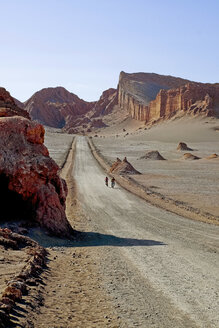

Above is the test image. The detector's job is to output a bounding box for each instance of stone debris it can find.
[0,228,47,328]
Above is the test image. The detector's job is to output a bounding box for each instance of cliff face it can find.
[24,87,95,128]
[147,83,219,122]
[118,72,219,122]
[118,71,191,120]
[0,88,30,119]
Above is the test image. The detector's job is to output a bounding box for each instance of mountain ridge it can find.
[11,72,219,131]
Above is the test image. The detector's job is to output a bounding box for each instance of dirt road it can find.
[73,137,219,328]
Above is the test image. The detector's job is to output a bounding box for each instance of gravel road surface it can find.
[74,136,219,328]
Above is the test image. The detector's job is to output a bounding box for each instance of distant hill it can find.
[24,86,95,128]
[13,72,219,132]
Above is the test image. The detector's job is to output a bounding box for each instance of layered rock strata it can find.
[90,88,118,118]
[110,157,140,175]
[118,72,219,122]
[118,71,191,121]
[147,83,219,122]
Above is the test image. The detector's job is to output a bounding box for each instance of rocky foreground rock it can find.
[0,88,73,237]
[0,228,47,328]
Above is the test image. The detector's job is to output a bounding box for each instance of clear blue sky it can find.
[0,0,219,101]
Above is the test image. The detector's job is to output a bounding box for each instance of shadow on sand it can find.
[28,229,166,248]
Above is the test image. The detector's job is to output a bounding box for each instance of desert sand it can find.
[93,116,219,219]
[1,116,219,328]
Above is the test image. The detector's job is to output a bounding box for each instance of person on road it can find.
[105,176,108,187]
[111,177,115,188]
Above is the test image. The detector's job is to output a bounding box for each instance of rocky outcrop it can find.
[181,153,200,160]
[117,72,219,123]
[206,153,218,159]
[118,72,191,121]
[0,116,73,237]
[13,97,25,109]
[64,88,117,133]
[147,83,219,122]
[177,142,193,151]
[91,88,118,118]
[110,157,140,175]
[0,88,29,119]
[24,87,95,128]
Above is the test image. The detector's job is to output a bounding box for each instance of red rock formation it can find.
[147,83,219,122]
[0,88,29,119]
[91,88,118,118]
[117,72,219,122]
[0,116,73,237]
[13,97,25,109]
[24,87,95,128]
[118,71,191,121]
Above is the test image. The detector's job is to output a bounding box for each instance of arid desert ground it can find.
[28,116,218,328]
[1,116,219,328]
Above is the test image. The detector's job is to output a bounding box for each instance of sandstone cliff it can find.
[118,72,219,122]
[118,72,191,121]
[145,82,219,122]
[24,87,95,128]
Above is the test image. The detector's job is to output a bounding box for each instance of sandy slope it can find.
[93,116,219,218]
